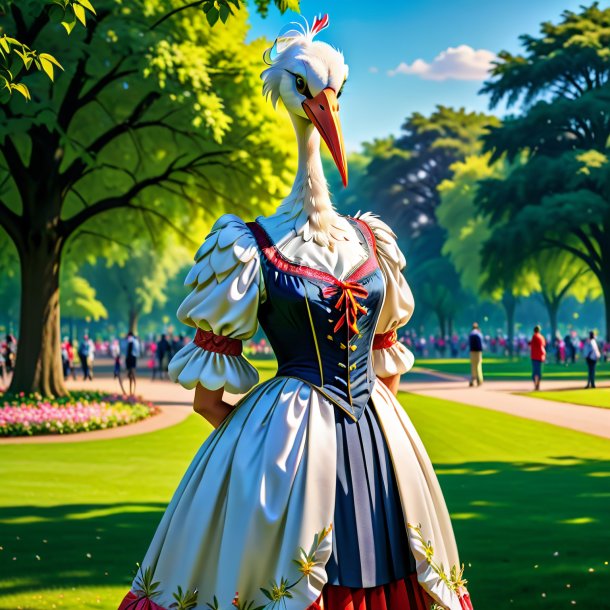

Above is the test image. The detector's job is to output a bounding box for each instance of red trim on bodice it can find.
[245,217,378,288]
[373,329,398,350]
[246,218,379,339]
[193,328,242,356]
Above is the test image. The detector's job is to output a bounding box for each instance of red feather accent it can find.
[311,13,329,36]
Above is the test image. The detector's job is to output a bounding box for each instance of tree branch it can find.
[571,226,602,267]
[0,136,29,208]
[541,238,601,277]
[60,91,161,189]
[0,198,22,244]
[150,1,206,30]
[62,151,232,237]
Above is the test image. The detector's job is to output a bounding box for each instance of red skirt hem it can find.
[308,573,434,610]
[119,575,474,610]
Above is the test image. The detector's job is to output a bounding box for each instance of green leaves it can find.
[170,585,199,610]
[0,34,64,101]
[49,0,97,33]
[38,53,64,81]
[482,3,610,108]
[202,0,239,26]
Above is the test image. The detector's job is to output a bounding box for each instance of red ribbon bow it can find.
[323,281,369,336]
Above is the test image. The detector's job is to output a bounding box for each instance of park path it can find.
[2,360,609,444]
[0,374,218,445]
[404,368,610,440]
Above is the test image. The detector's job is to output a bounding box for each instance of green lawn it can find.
[522,388,610,409]
[1,389,610,609]
[415,356,610,381]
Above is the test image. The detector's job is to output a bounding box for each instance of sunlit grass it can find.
[1,371,609,609]
[415,357,610,380]
[520,388,610,409]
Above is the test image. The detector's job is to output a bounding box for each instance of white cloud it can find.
[369,66,379,74]
[388,45,496,81]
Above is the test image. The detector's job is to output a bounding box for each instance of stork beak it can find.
[302,87,348,187]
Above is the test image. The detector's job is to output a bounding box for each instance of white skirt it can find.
[128,377,465,610]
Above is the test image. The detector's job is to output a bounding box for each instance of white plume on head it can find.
[261,15,348,112]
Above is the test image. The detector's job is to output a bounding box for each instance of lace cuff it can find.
[168,334,259,393]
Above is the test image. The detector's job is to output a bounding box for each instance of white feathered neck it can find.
[272,114,349,248]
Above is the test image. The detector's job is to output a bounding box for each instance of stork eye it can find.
[337,79,346,98]
[286,71,313,98]
[295,75,307,94]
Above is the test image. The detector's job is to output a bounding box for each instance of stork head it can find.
[262,15,349,186]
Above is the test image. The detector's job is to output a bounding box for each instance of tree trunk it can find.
[436,311,446,337]
[547,300,559,343]
[10,235,67,397]
[447,316,454,337]
[128,308,139,335]
[601,276,610,343]
[502,291,517,358]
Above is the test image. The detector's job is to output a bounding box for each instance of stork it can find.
[260,15,368,277]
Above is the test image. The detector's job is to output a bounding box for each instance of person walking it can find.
[111,338,126,395]
[564,333,575,364]
[154,333,171,380]
[61,337,70,379]
[469,322,484,387]
[583,331,601,389]
[78,335,94,381]
[125,332,140,396]
[529,325,546,391]
[4,334,16,374]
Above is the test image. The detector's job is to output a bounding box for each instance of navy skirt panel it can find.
[325,399,417,588]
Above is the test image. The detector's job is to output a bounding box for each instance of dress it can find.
[118,213,473,610]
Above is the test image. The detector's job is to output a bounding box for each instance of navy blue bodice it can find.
[248,218,384,421]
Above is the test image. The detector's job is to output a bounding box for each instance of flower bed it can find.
[0,391,160,437]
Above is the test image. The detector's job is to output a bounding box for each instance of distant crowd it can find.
[1,326,607,393]
[384,329,610,364]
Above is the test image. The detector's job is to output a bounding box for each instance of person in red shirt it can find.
[529,325,547,391]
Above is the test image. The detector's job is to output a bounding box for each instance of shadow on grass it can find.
[0,502,167,597]
[437,457,610,608]
[1,458,610,609]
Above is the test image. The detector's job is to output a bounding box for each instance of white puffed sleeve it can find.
[168,214,265,393]
[359,213,415,377]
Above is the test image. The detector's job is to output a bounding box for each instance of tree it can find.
[478,3,610,340]
[85,236,190,335]
[0,232,19,333]
[439,154,601,348]
[532,250,598,340]
[438,154,538,352]
[60,261,107,340]
[363,107,498,234]
[0,0,300,101]
[358,107,499,334]
[0,1,295,396]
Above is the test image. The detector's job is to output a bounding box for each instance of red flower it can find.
[118,591,167,610]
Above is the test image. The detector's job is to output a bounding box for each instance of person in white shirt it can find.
[125,332,140,396]
[583,331,601,389]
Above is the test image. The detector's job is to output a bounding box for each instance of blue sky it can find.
[248,0,587,149]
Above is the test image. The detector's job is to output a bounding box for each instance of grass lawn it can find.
[415,356,610,381]
[522,388,610,409]
[1,387,610,609]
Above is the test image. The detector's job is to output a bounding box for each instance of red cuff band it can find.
[193,328,243,356]
[373,329,398,350]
